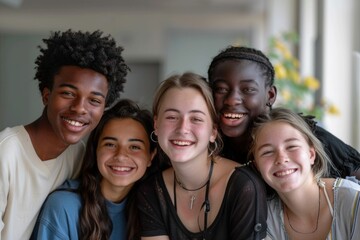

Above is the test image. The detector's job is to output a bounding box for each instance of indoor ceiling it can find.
[0,0,265,13]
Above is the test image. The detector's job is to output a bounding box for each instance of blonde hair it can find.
[249,107,335,179]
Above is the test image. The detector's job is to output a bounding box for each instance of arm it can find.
[229,166,267,240]
[314,126,360,179]
[31,190,80,240]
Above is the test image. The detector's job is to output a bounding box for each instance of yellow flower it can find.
[281,89,292,102]
[275,39,287,53]
[274,63,287,79]
[283,49,293,60]
[288,70,300,84]
[303,76,320,90]
[327,104,340,115]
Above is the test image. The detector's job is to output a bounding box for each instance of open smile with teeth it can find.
[172,140,192,146]
[223,113,245,119]
[274,169,296,177]
[111,166,133,172]
[62,117,86,127]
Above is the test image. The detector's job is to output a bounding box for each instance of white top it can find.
[265,178,360,240]
[0,126,85,240]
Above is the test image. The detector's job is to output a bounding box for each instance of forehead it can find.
[159,87,209,113]
[54,66,108,91]
[212,60,265,80]
[101,118,148,140]
[256,121,306,142]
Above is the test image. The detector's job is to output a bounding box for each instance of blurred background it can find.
[0,0,359,150]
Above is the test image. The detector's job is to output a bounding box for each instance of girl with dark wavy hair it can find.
[31,99,156,240]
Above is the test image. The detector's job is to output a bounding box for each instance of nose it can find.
[176,117,190,134]
[114,148,128,161]
[275,150,289,165]
[70,97,87,114]
[224,89,243,106]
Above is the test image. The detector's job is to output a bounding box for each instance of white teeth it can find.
[112,166,132,171]
[63,118,85,127]
[223,113,244,119]
[172,140,191,146]
[275,169,295,177]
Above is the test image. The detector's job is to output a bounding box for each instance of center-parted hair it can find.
[79,99,155,240]
[207,46,275,87]
[34,29,130,108]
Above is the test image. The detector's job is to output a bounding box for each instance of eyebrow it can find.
[164,108,206,115]
[257,137,300,150]
[59,83,106,99]
[214,78,259,85]
[101,136,146,144]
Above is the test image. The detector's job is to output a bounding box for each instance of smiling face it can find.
[154,87,217,164]
[211,60,276,138]
[43,65,108,146]
[97,118,154,200]
[253,121,316,193]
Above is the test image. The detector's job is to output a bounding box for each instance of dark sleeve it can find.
[228,166,267,240]
[314,125,360,178]
[136,174,168,237]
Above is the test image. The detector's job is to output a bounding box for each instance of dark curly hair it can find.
[207,46,275,87]
[34,29,130,108]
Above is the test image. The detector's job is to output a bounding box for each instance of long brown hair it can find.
[78,99,155,240]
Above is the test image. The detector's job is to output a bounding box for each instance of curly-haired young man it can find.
[0,29,129,240]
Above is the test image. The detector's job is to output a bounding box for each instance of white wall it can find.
[322,0,356,146]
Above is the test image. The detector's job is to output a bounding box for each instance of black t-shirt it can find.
[137,166,267,240]
[314,125,360,177]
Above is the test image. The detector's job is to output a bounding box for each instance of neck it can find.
[100,180,132,203]
[25,115,69,160]
[173,158,213,190]
[280,179,320,219]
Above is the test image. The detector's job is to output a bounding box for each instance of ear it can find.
[148,148,157,167]
[42,88,51,105]
[210,125,218,143]
[267,85,277,106]
[309,146,316,165]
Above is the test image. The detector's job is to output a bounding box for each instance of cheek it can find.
[255,159,271,177]
[96,151,108,168]
[92,107,105,122]
[214,95,224,109]
[135,155,151,174]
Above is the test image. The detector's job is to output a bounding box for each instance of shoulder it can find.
[314,125,355,152]
[43,180,81,209]
[0,125,27,147]
[46,188,80,206]
[0,125,23,138]
[333,178,360,192]
[62,140,86,157]
[227,166,266,194]
[138,171,163,194]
